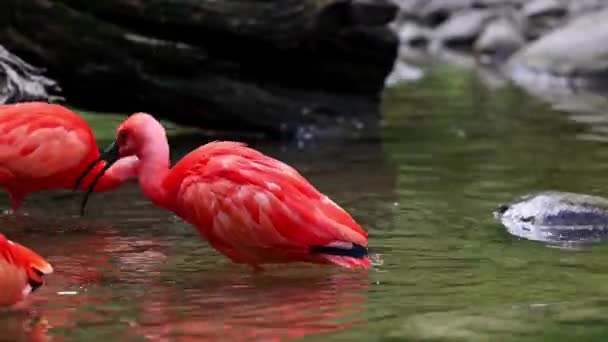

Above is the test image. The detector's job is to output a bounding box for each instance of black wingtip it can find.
[310,243,368,259]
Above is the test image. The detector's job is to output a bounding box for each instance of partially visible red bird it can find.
[0,233,53,306]
[78,113,370,270]
[0,102,139,212]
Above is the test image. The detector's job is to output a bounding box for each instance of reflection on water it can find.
[4,65,608,340]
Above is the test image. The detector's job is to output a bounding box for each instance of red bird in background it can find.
[79,113,370,270]
[0,102,138,212]
[0,233,53,306]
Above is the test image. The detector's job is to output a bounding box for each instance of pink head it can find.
[75,112,168,215]
[114,112,168,159]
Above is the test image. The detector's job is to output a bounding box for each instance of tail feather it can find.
[310,242,369,269]
[310,243,368,258]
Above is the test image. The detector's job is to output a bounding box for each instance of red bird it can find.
[0,233,53,306]
[78,113,370,270]
[0,102,139,212]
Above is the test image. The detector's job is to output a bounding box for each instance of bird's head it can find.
[114,112,166,158]
[74,112,166,215]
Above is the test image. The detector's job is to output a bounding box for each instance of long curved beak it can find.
[74,141,120,216]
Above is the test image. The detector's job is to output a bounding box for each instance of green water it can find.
[3,66,608,341]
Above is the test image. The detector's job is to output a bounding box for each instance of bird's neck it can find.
[138,138,171,208]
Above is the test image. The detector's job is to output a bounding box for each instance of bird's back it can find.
[0,102,95,181]
[168,141,368,266]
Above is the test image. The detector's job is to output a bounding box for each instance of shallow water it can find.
[5,66,608,341]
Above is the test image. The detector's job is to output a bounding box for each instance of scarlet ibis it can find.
[0,102,139,212]
[0,233,53,306]
[77,113,370,270]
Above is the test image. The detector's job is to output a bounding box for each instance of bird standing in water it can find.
[78,113,370,270]
[0,102,138,212]
[0,233,53,306]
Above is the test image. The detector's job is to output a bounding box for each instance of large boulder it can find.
[0,0,399,139]
[507,7,608,87]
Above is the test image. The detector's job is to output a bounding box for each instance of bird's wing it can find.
[176,149,367,250]
[0,235,52,303]
[0,104,92,178]
[6,238,53,277]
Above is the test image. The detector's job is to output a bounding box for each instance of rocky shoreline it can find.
[388,0,608,89]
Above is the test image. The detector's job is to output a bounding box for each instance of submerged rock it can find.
[495,191,608,242]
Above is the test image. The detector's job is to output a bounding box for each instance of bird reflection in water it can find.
[1,229,368,341]
[128,271,369,341]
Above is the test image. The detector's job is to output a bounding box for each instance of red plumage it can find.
[0,102,138,211]
[0,233,53,306]
[90,113,370,270]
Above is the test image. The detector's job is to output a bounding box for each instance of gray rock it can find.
[398,22,433,46]
[472,0,525,10]
[433,9,496,47]
[385,60,424,86]
[495,191,608,242]
[568,0,608,17]
[389,0,426,14]
[522,0,568,39]
[474,17,525,62]
[508,8,608,80]
[522,0,567,18]
[419,0,473,26]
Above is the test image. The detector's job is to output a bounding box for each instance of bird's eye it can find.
[118,131,128,142]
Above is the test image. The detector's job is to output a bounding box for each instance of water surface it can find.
[4,66,608,341]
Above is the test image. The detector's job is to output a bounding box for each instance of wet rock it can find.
[0,45,60,104]
[433,9,496,48]
[495,191,608,243]
[398,22,433,47]
[0,0,399,138]
[508,8,608,85]
[474,17,525,63]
